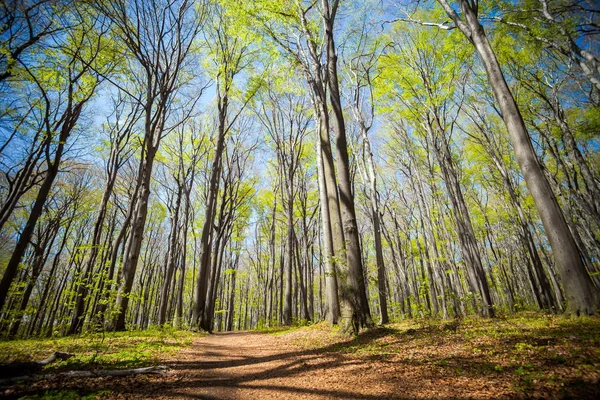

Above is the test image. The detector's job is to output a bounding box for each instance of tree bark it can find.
[321,0,373,334]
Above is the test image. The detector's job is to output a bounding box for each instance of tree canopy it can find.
[0,0,599,338]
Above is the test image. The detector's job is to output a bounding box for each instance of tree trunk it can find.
[282,180,294,325]
[113,137,158,331]
[322,0,373,334]
[158,184,182,325]
[193,95,228,332]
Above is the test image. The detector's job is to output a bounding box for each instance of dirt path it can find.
[152,331,378,400]
[128,330,503,400]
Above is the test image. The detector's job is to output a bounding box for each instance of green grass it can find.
[0,327,203,373]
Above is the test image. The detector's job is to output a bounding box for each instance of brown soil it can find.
[149,330,513,399]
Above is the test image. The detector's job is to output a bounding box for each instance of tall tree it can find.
[96,0,203,331]
[0,9,108,314]
[192,5,254,331]
[433,0,599,315]
[321,0,374,333]
[68,94,140,334]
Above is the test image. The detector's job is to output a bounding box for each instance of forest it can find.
[0,0,600,398]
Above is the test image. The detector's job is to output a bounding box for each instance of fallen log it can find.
[0,365,169,386]
[0,352,74,379]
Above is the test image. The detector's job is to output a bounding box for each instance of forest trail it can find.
[129,329,504,400]
[4,319,600,399]
[146,330,387,399]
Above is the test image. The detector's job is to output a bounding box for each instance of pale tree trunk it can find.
[294,231,311,321]
[226,268,237,331]
[175,192,191,328]
[266,194,277,325]
[283,179,294,324]
[425,118,494,317]
[295,2,345,325]
[356,141,389,323]
[351,95,388,324]
[312,101,341,325]
[321,0,373,334]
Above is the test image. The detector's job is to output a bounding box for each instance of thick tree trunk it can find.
[322,0,373,334]
[205,228,227,332]
[297,4,344,325]
[313,114,341,325]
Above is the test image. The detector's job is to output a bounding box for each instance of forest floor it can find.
[1,313,600,399]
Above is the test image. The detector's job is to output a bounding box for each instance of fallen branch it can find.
[38,352,75,366]
[0,365,169,386]
[0,351,74,379]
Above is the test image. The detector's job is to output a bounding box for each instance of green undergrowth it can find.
[277,312,600,398]
[0,328,203,373]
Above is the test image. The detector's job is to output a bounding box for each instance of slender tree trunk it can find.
[158,185,182,325]
[69,172,118,334]
[193,96,228,331]
[283,182,294,325]
[113,138,158,331]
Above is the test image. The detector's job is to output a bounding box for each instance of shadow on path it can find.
[114,327,487,399]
